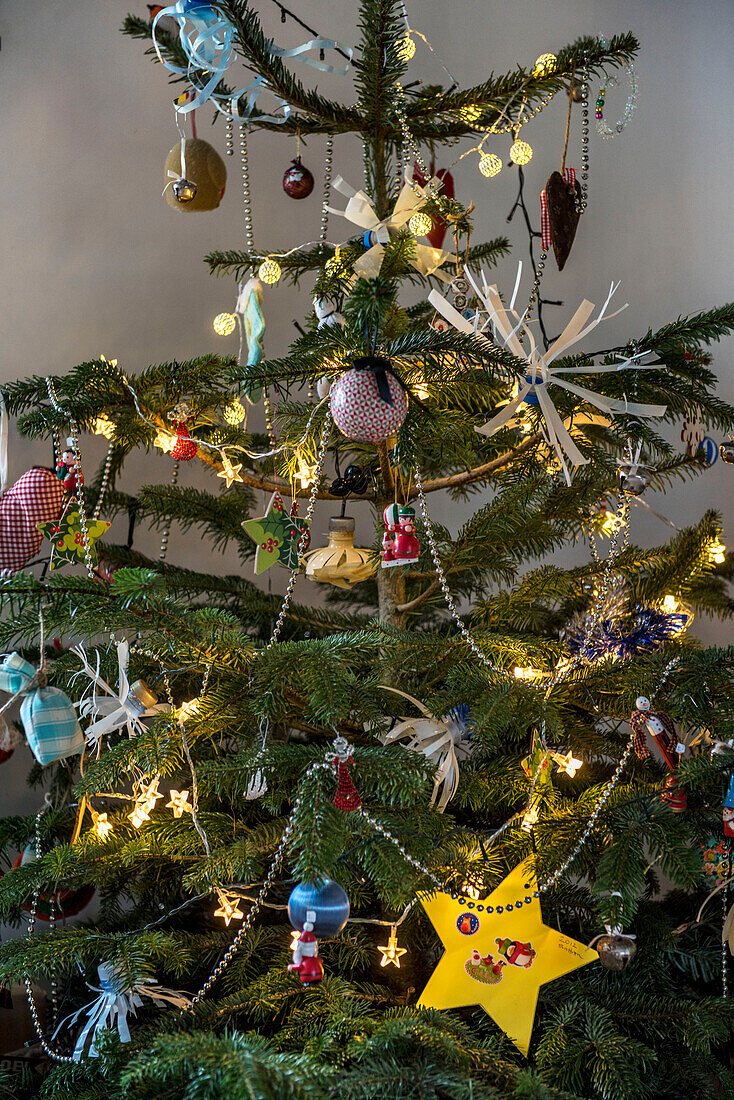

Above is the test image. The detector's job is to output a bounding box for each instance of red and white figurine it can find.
[288,913,324,985]
[381,503,420,568]
[56,439,82,495]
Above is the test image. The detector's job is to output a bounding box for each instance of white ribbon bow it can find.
[72,641,166,749]
[327,170,451,280]
[372,687,471,812]
[428,271,667,484]
[56,963,190,1061]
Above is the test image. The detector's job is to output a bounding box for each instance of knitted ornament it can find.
[0,468,63,574]
[170,422,198,460]
[330,356,407,443]
[163,138,226,212]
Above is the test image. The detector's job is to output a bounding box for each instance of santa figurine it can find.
[56,439,82,496]
[724,776,734,839]
[288,914,324,986]
[630,696,687,812]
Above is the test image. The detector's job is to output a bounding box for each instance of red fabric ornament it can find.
[333,757,361,811]
[282,157,314,199]
[412,163,455,249]
[171,422,198,461]
[10,847,95,921]
[0,468,64,575]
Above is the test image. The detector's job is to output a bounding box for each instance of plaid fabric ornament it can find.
[21,686,84,765]
[0,468,63,574]
[0,653,35,695]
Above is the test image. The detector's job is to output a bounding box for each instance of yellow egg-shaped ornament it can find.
[213,312,237,336]
[223,399,247,426]
[510,140,533,165]
[258,258,282,285]
[397,33,416,61]
[478,153,502,178]
[408,211,433,236]
[163,138,227,212]
[533,53,557,77]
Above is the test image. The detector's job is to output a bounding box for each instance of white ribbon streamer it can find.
[327,170,451,280]
[72,642,166,749]
[428,275,667,484]
[55,963,189,1061]
[372,687,471,812]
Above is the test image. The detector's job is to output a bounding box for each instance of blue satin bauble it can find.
[288,879,350,936]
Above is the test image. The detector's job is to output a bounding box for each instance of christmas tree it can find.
[1,2,734,1097]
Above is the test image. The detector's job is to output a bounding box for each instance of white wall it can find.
[0,0,731,705]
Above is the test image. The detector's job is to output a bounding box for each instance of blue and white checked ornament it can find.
[0,653,35,695]
[21,686,84,766]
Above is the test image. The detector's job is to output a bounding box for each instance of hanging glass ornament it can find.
[282,156,315,198]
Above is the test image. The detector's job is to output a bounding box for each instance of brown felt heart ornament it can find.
[545,170,582,271]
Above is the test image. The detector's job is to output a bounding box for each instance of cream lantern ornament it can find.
[304,516,376,589]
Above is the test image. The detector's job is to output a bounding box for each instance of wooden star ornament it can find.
[241,492,310,574]
[417,862,598,1055]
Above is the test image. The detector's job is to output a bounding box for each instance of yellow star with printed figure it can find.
[417,861,598,1055]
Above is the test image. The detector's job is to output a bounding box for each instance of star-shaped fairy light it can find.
[214,890,244,927]
[154,429,174,454]
[427,274,667,485]
[294,456,319,491]
[417,862,598,1055]
[166,789,194,818]
[91,810,113,840]
[177,698,200,723]
[38,512,111,570]
[378,925,407,968]
[217,454,244,488]
[552,750,583,778]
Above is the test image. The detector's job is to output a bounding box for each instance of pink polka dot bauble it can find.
[330,364,408,443]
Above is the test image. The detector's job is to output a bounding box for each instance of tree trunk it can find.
[376,561,407,629]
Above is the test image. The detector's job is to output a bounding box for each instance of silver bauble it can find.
[719,442,734,464]
[618,464,651,496]
[172,177,198,203]
[597,934,637,971]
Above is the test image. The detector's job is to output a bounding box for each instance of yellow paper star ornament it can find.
[417,861,598,1055]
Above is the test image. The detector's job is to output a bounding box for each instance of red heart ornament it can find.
[0,468,64,574]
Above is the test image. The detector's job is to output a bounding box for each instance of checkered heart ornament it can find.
[0,467,64,574]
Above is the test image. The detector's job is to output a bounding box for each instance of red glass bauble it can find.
[282,157,314,199]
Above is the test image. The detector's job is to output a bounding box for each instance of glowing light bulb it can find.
[533,53,557,77]
[513,666,540,681]
[408,211,433,236]
[223,398,247,426]
[397,32,416,61]
[93,414,115,440]
[414,379,430,401]
[258,258,282,285]
[166,789,194,818]
[478,153,502,178]
[377,925,407,968]
[510,140,533,165]
[177,698,200,723]
[129,804,149,829]
[661,594,679,615]
[521,805,539,832]
[552,750,583,778]
[461,883,481,900]
[289,928,302,952]
[154,429,173,454]
[460,103,482,123]
[213,312,237,336]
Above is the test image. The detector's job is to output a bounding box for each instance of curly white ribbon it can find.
[374,687,470,812]
[72,641,166,749]
[428,274,667,484]
[327,170,451,280]
[55,963,189,1060]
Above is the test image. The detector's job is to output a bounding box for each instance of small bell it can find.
[171,177,198,204]
[618,462,652,496]
[596,934,637,971]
